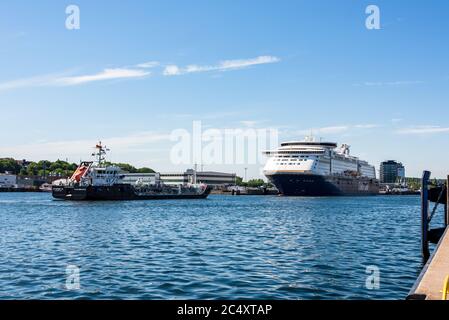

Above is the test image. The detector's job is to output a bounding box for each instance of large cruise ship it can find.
[263,137,379,196]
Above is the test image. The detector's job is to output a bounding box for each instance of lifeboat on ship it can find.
[70,163,90,182]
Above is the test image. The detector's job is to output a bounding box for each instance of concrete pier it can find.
[409,227,449,300]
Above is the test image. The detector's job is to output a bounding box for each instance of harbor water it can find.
[0,193,423,299]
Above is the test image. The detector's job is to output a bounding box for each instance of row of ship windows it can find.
[273,159,372,170]
[274,156,362,165]
[94,173,119,178]
[274,158,309,162]
[275,155,312,159]
[275,162,319,168]
[275,160,349,166]
[275,159,311,165]
[274,159,367,167]
[274,154,363,164]
[274,151,324,154]
[275,164,367,172]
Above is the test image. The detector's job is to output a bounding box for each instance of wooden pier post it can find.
[422,171,431,262]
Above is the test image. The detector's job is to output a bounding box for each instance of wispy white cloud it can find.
[396,126,449,135]
[163,55,280,76]
[389,80,424,85]
[217,56,280,70]
[163,65,182,76]
[0,55,279,92]
[135,61,160,68]
[355,80,424,87]
[0,68,150,92]
[296,125,349,135]
[57,68,150,85]
[0,73,64,92]
[285,124,380,137]
[354,124,380,129]
[157,111,242,120]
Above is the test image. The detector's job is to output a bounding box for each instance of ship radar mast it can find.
[92,141,110,166]
[304,131,316,142]
[340,144,351,155]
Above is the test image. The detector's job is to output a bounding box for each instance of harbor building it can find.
[161,169,237,187]
[380,160,405,184]
[0,174,17,188]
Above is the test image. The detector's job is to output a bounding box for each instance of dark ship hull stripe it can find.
[266,173,379,196]
[52,184,211,201]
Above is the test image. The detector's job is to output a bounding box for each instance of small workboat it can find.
[52,142,211,201]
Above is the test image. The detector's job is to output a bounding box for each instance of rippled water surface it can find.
[0,193,425,299]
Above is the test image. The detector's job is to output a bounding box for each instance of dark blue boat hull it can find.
[52,184,211,201]
[266,173,379,196]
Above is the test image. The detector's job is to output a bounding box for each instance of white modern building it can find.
[161,169,237,187]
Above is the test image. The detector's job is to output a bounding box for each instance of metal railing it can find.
[421,171,449,262]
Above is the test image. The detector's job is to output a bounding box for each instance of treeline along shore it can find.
[0,158,156,191]
[0,158,272,187]
[0,158,155,177]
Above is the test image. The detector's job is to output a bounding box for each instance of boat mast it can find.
[92,141,110,166]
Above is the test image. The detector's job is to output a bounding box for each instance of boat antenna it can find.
[306,130,315,142]
[92,141,110,166]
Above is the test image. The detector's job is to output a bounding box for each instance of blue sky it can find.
[0,0,449,179]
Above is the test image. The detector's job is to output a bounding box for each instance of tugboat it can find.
[52,142,211,201]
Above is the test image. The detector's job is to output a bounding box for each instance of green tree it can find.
[26,163,38,176]
[104,162,154,174]
[235,176,273,188]
[0,158,21,174]
[247,179,265,188]
[1,158,152,177]
[136,167,155,173]
[235,176,247,186]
